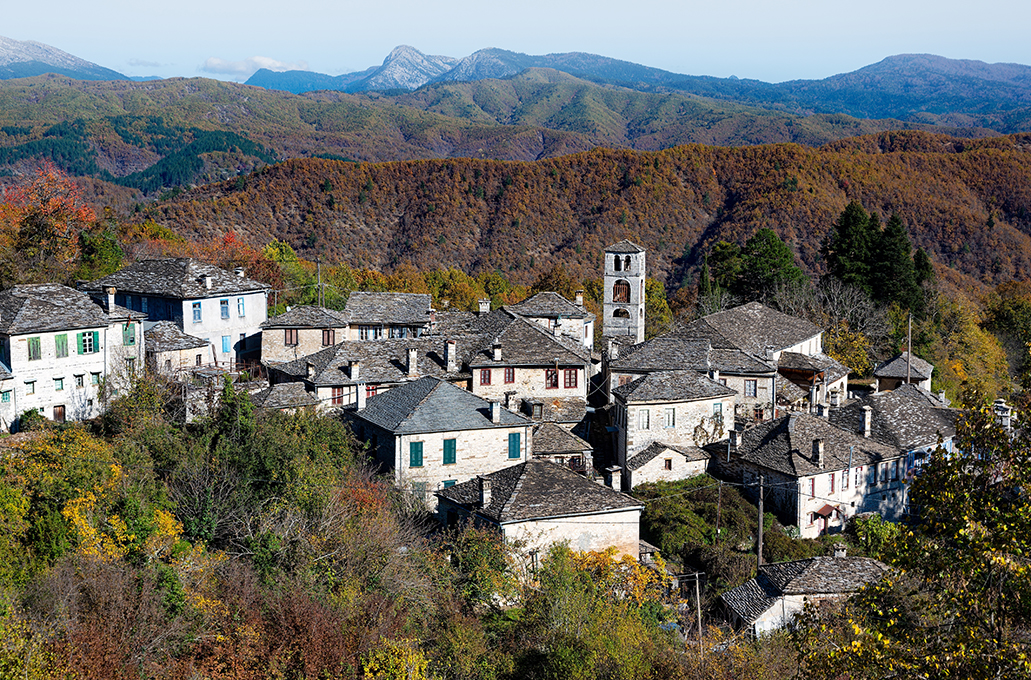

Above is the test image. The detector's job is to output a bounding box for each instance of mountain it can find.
[0,35,126,81]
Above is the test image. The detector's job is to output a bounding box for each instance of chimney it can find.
[817,403,828,419]
[574,289,584,307]
[862,405,872,438]
[490,400,502,424]
[105,286,116,311]
[830,390,841,407]
[833,544,847,559]
[356,383,367,410]
[504,390,516,409]
[478,298,491,316]
[492,343,502,362]
[729,429,740,449]
[234,267,245,278]
[406,348,418,377]
[606,466,622,491]
[478,475,492,507]
[201,274,212,289]
[938,390,947,404]
[607,338,619,360]
[710,369,720,383]
[813,438,825,468]
[349,359,360,381]
[445,339,457,373]
[306,361,315,379]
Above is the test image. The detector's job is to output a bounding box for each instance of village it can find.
[0,237,976,639]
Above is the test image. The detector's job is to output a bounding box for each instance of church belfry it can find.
[602,240,646,343]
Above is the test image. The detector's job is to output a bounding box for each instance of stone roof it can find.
[342,291,432,325]
[251,382,319,410]
[505,291,593,320]
[780,352,851,383]
[627,441,708,470]
[435,460,642,523]
[0,358,12,380]
[144,321,209,352]
[261,305,348,329]
[709,348,777,375]
[829,384,959,451]
[532,422,592,456]
[354,376,531,434]
[516,396,588,425]
[681,302,822,358]
[272,336,474,386]
[0,284,126,334]
[469,317,590,367]
[428,309,514,337]
[610,336,712,372]
[605,239,646,254]
[613,369,736,403]
[776,375,808,404]
[734,412,902,478]
[722,556,888,625]
[85,258,268,298]
[873,352,933,381]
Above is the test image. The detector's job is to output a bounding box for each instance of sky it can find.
[5,0,1031,84]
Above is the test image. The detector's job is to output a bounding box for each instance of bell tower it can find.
[602,240,646,344]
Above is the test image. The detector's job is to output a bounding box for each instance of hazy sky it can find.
[6,0,1030,83]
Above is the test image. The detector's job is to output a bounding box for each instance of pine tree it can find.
[870,213,920,311]
[822,201,878,295]
[697,256,713,299]
[737,228,806,300]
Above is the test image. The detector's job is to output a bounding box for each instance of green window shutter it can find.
[76,333,83,354]
[55,334,67,358]
[508,432,521,459]
[443,438,456,465]
[409,441,423,467]
[93,331,99,352]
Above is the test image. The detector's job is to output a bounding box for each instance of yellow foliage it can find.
[362,638,429,680]
[172,544,229,618]
[61,464,130,561]
[570,547,671,605]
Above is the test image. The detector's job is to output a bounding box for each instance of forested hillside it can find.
[146,130,1031,292]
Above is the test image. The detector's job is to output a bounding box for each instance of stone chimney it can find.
[234,267,245,278]
[492,343,502,362]
[201,274,212,289]
[833,544,847,558]
[607,338,619,361]
[406,348,418,377]
[478,475,492,507]
[710,369,720,383]
[490,400,502,424]
[306,361,315,379]
[813,438,825,468]
[817,403,828,418]
[445,339,457,373]
[862,405,872,438]
[606,466,622,491]
[830,390,841,407]
[356,383,367,410]
[574,289,584,307]
[478,298,491,316]
[729,429,740,448]
[349,359,360,381]
[105,286,116,311]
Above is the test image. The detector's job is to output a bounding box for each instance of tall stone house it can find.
[602,240,646,344]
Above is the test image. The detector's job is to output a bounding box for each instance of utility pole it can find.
[715,480,723,538]
[906,313,912,385]
[757,473,764,571]
[317,257,323,308]
[695,572,703,655]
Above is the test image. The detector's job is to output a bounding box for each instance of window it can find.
[508,432,521,459]
[123,323,135,346]
[284,328,298,346]
[366,384,378,398]
[27,337,41,361]
[54,378,64,391]
[618,375,633,386]
[221,336,231,354]
[25,381,34,395]
[545,369,559,389]
[240,333,246,349]
[409,441,424,467]
[192,302,202,323]
[479,369,491,386]
[830,473,835,494]
[196,354,203,366]
[843,467,850,489]
[165,359,172,370]
[90,373,100,385]
[55,334,68,358]
[532,403,544,419]
[892,460,899,481]
[412,482,428,501]
[141,297,148,314]
[77,332,98,355]
[718,378,727,386]
[443,438,456,465]
[220,299,230,320]
[664,407,676,428]
[613,254,622,271]
[639,409,650,430]
[322,329,335,346]
[0,391,9,403]
[809,478,816,498]
[881,462,889,483]
[504,367,515,384]
[564,369,577,389]
[443,480,457,488]
[664,459,673,471]
[744,379,757,397]
[389,327,409,339]
[359,325,382,341]
[855,466,862,487]
[331,387,344,405]
[237,297,245,317]
[612,279,631,303]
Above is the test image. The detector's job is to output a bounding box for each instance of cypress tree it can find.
[823,201,878,294]
[871,213,920,311]
[698,256,713,299]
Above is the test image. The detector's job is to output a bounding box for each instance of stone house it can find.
[531,421,594,476]
[344,376,534,509]
[435,460,643,558]
[718,412,907,539]
[340,291,433,341]
[250,382,319,413]
[82,258,268,367]
[145,321,214,377]
[612,369,736,486]
[259,305,349,366]
[873,352,933,392]
[0,284,146,429]
[504,291,595,351]
[625,442,710,489]
[777,351,851,406]
[721,551,888,636]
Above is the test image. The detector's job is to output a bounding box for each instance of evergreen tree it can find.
[914,247,935,286]
[708,241,743,292]
[871,213,921,312]
[737,228,806,300]
[823,201,878,295]
[697,256,713,299]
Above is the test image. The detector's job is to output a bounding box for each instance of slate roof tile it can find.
[261,305,349,329]
[505,291,593,320]
[676,302,821,357]
[605,239,646,254]
[144,321,209,352]
[251,382,319,410]
[613,369,736,403]
[532,422,592,456]
[627,441,708,470]
[470,317,590,367]
[828,384,958,451]
[874,352,933,381]
[342,291,432,325]
[85,258,268,298]
[0,284,120,334]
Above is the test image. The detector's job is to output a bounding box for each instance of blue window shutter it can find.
[443,438,456,465]
[508,432,521,459]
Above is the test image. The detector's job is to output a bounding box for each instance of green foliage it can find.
[822,201,877,295]
[737,227,806,300]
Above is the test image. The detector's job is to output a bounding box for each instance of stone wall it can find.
[617,395,735,465]
[504,508,641,558]
[261,326,346,365]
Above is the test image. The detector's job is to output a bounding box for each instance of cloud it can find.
[200,56,310,78]
[127,58,164,68]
